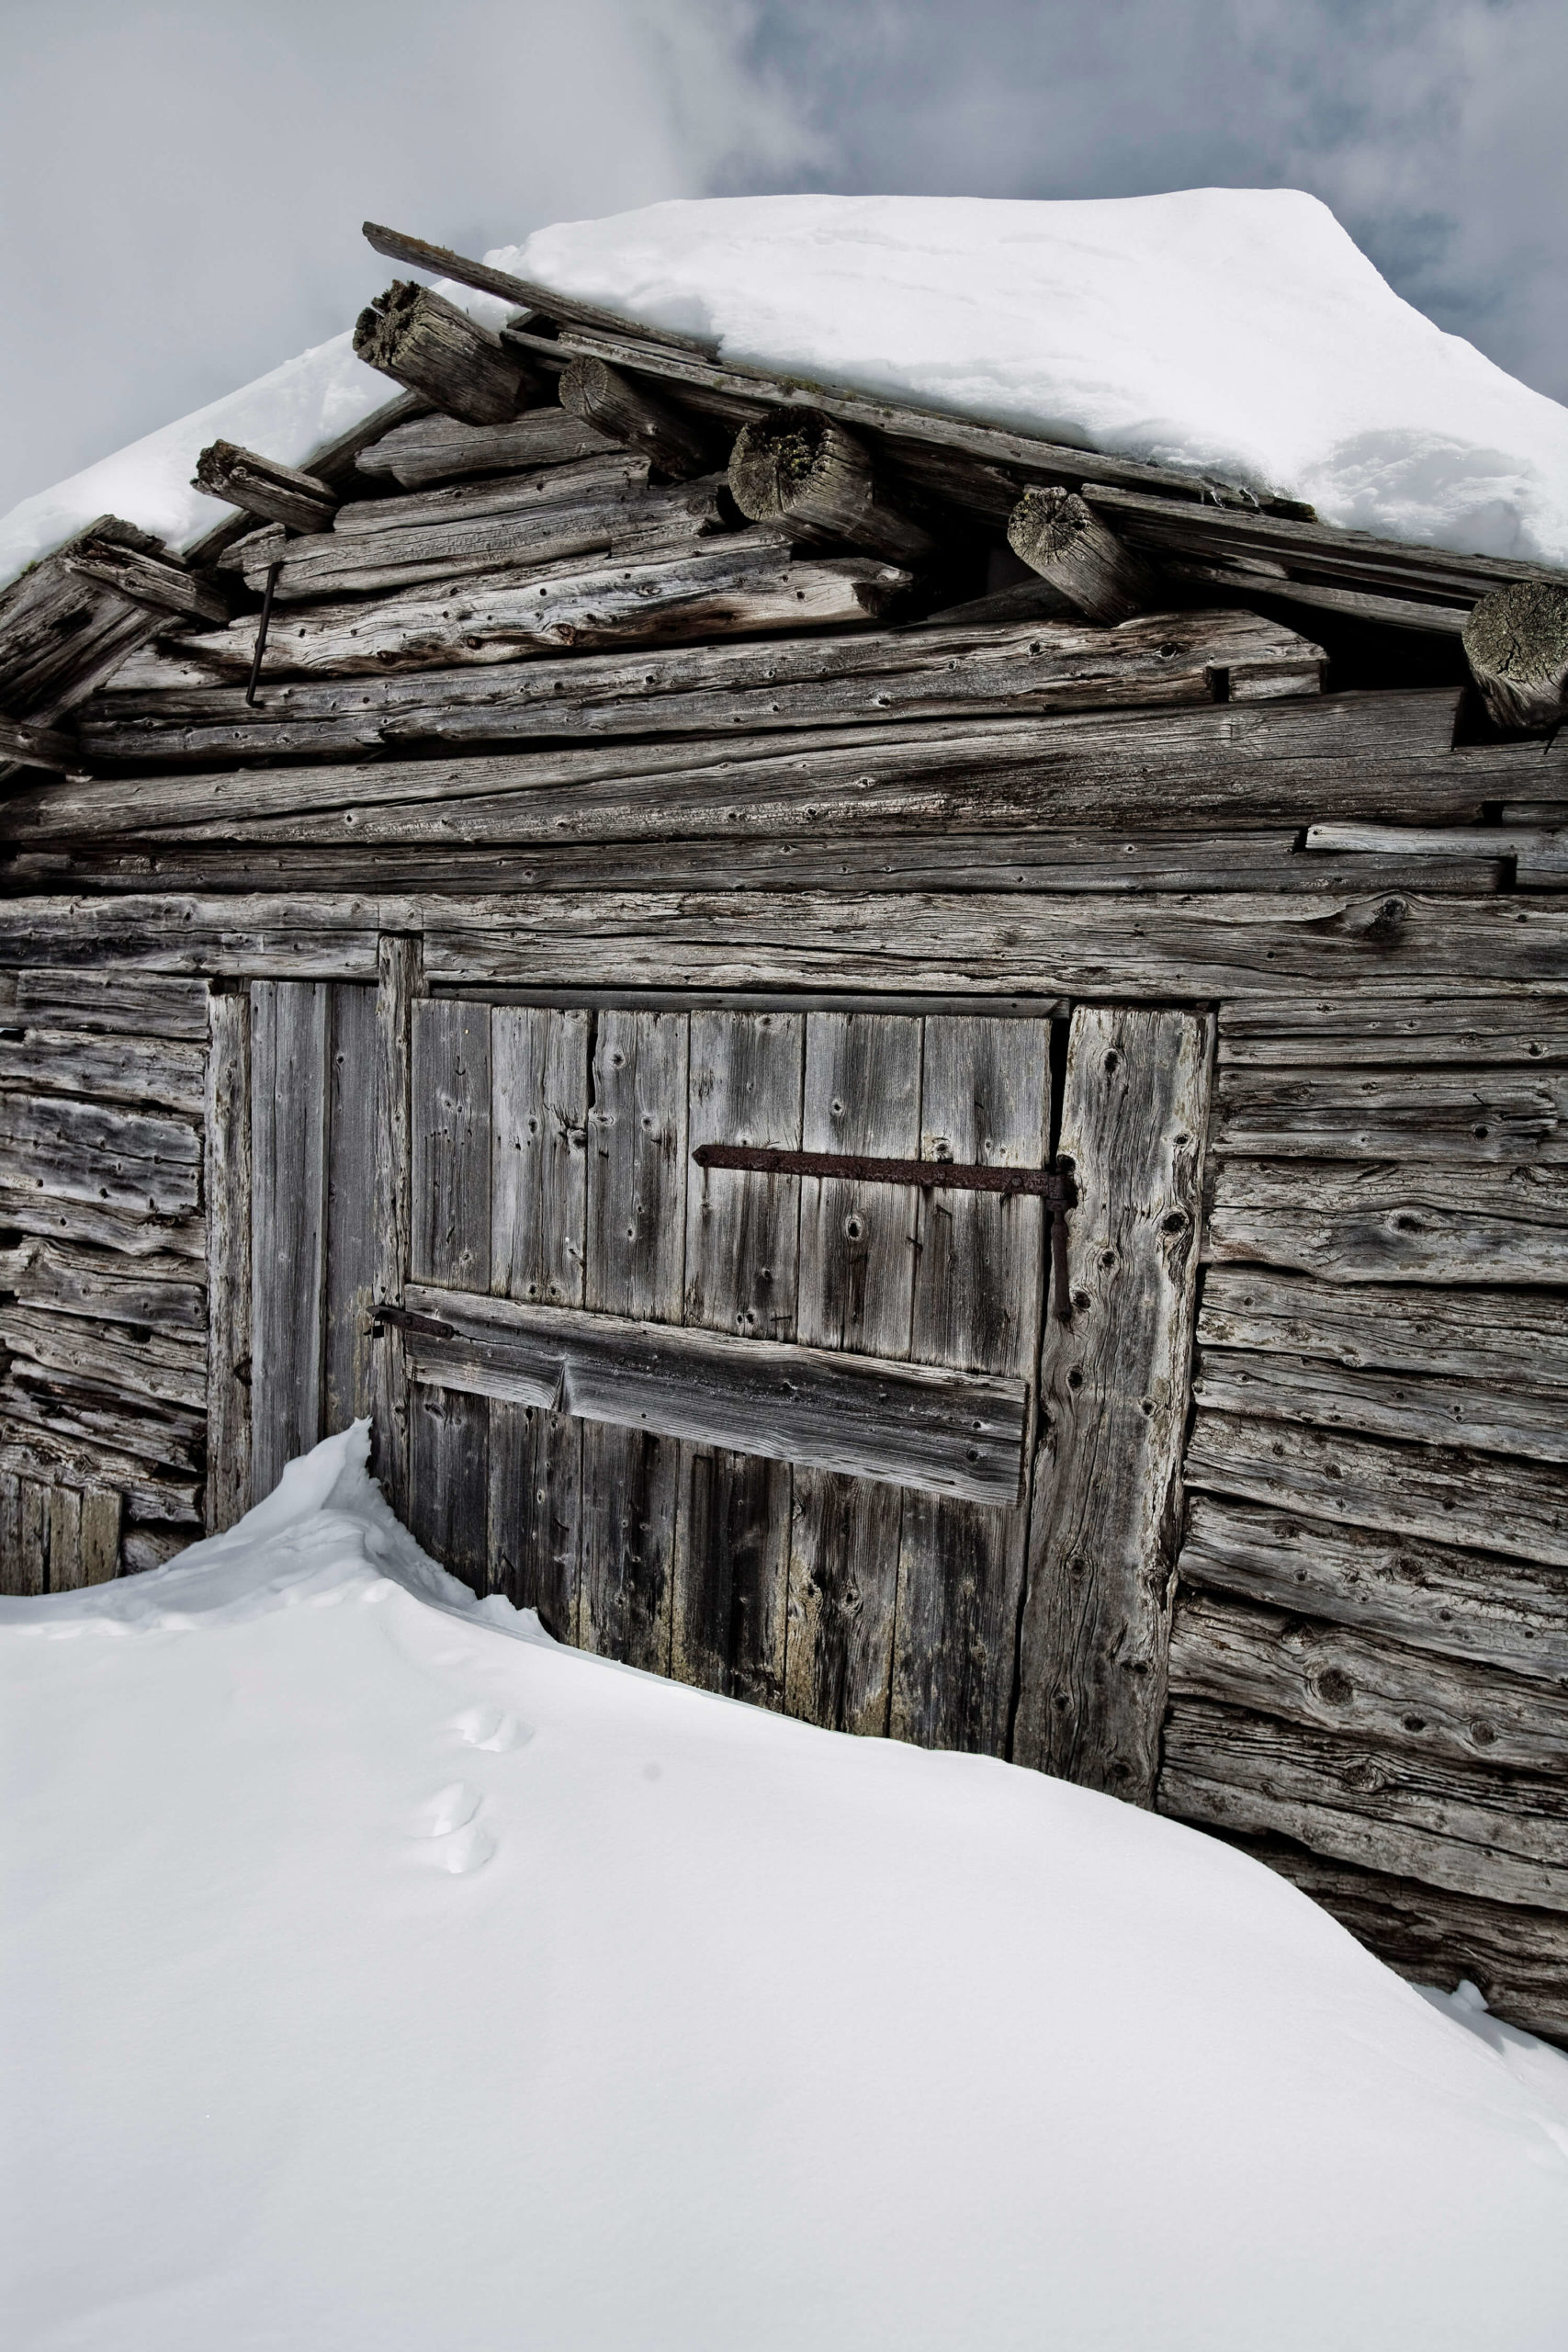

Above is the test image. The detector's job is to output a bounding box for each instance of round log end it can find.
[1463,581,1568,732]
[728,410,837,523]
[1007,486,1090,569]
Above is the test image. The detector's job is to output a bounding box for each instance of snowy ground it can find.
[6,189,1568,591]
[3,1426,1566,2351]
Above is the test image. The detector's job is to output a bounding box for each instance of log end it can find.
[728,410,833,523]
[1463,580,1568,732]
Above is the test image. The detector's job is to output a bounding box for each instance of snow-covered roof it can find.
[5,189,1568,593]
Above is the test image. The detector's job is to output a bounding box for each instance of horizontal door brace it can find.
[693,1143,1076,1206]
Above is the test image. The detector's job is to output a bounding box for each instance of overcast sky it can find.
[2,0,1562,514]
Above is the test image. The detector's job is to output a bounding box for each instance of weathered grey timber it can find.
[164,540,911,677]
[891,1013,1052,1757]
[671,1009,801,1706]
[75,609,1325,766]
[559,356,716,480]
[0,519,171,721]
[355,280,541,424]
[1168,1589,1568,1772]
[1,1302,205,1411]
[729,410,932,567]
[1203,1158,1568,1284]
[0,715,76,771]
[1015,1007,1211,1797]
[1463,582,1568,731]
[323,983,379,1442]
[1160,1699,1568,1911]
[0,1182,205,1261]
[194,440,338,534]
[785,1012,920,1736]
[355,407,618,487]
[1213,1064,1567,1160]
[329,451,649,536]
[1184,1409,1568,1566]
[0,1028,205,1115]
[10,968,211,1040]
[1193,1346,1568,1463]
[0,1235,205,1334]
[1179,1493,1568,1679]
[1198,1267,1568,1390]
[205,986,251,1531]
[1217,990,1568,1066]
[368,935,420,1508]
[249,981,328,1498]
[579,1007,687,1670]
[400,1279,1027,1501]
[59,532,230,626]
[1008,487,1160,622]
[9,689,1472,846]
[0,1088,200,1216]
[407,997,491,1586]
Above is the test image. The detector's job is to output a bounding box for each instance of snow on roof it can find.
[4,189,1567,594]
[6,1421,1568,2348]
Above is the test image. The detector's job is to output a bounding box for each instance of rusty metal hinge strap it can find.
[693,1142,1076,1205]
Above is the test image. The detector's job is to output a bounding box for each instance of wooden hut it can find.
[1,222,1564,2038]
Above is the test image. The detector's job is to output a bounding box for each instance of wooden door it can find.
[400,998,1055,1755]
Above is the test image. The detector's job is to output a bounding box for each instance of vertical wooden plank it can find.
[671,1010,803,1706]
[250,980,329,1499]
[82,1487,122,1585]
[785,1012,921,1736]
[408,997,491,1589]
[367,934,420,1512]
[204,984,252,1531]
[581,1009,688,1671]
[0,1471,21,1596]
[49,1485,84,1591]
[892,1013,1052,1756]
[1014,1006,1213,1803]
[488,1007,589,1630]
[411,998,490,1288]
[17,1478,48,1596]
[323,983,379,1437]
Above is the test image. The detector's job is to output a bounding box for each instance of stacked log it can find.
[728,409,932,565]
[1463,582,1568,731]
[354,280,542,424]
[193,441,338,534]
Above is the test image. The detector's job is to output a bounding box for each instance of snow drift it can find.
[5,189,1568,595]
[3,1425,1566,2352]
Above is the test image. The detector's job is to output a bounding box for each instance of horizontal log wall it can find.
[0,967,213,1588]
[1162,989,1568,2041]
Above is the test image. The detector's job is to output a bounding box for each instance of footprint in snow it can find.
[449,1704,532,1753]
[409,1781,496,1875]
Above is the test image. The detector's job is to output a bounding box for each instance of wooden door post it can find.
[205,983,252,1530]
[1014,1006,1213,1801]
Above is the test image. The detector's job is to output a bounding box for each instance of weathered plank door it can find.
[400,999,1055,1755]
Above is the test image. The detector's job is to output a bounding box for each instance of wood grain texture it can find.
[1168,1589,1568,1771]
[1192,1345,1568,1464]
[0,1090,200,1216]
[488,1006,589,1630]
[249,981,328,1499]
[1179,1492,1568,1679]
[407,998,491,1589]
[1014,1008,1212,1797]
[323,984,379,1437]
[0,1233,205,1335]
[1185,1408,1568,1566]
[81,1484,120,1584]
[367,935,420,1508]
[1197,1265,1568,1390]
[786,1012,921,1736]
[671,1011,801,1706]
[204,986,250,1532]
[1213,1063,1567,1161]
[893,1012,1052,1757]
[1203,1157,1568,1284]
[0,1304,205,1410]
[1159,1698,1568,1911]
[0,1030,206,1115]
[11,968,210,1040]
[47,1484,84,1591]
[355,407,617,487]
[1218,989,1568,1067]
[0,1183,204,1261]
[402,1283,1026,1501]
[580,1008,687,1672]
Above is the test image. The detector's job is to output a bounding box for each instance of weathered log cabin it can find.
[1,221,1564,2039]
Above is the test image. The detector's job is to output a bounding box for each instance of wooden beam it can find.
[1197,1264,1568,1390]
[1007,487,1160,622]
[355,407,618,488]
[400,1280,1030,1506]
[58,536,230,625]
[361,220,721,356]
[205,985,252,1531]
[1203,1156,1568,1285]
[354,280,542,424]
[1463,582,1568,731]
[249,981,327,1498]
[728,409,932,567]
[0,714,77,772]
[193,441,337,534]
[558,356,716,479]
[1192,1344,1568,1464]
[1013,1006,1212,1799]
[368,935,420,1510]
